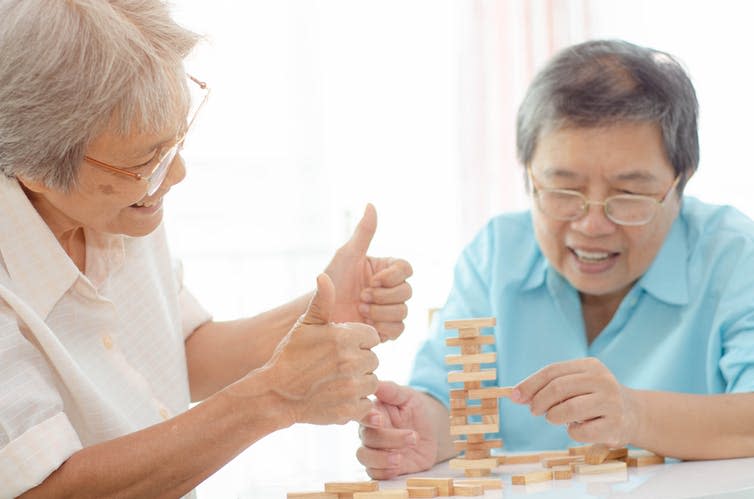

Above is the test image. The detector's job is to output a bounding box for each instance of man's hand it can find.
[325,204,413,342]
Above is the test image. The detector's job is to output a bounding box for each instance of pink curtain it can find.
[454,0,593,242]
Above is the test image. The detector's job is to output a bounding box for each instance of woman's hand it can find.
[325,204,413,342]
[512,357,639,448]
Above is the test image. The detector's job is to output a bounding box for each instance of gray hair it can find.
[0,0,200,191]
[516,39,699,191]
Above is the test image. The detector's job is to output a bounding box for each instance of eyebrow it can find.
[540,167,659,183]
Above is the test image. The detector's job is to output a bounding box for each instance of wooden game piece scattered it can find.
[324,481,380,493]
[353,492,408,499]
[551,465,573,480]
[449,457,499,470]
[572,460,627,474]
[406,486,438,498]
[497,453,541,464]
[405,478,453,496]
[568,445,590,456]
[541,455,583,468]
[453,478,503,490]
[585,444,628,464]
[624,450,666,467]
[511,470,554,485]
[287,493,338,499]
[451,483,484,496]
[537,450,570,459]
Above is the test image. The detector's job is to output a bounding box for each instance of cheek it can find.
[532,214,566,257]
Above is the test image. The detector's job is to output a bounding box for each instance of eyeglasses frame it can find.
[527,166,682,226]
[83,74,210,195]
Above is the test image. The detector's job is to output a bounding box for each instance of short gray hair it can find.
[0,0,200,191]
[516,39,699,190]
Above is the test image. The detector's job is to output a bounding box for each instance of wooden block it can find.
[463,449,491,459]
[542,455,583,468]
[537,450,569,459]
[480,399,497,410]
[449,389,467,399]
[458,327,480,338]
[446,336,495,347]
[511,470,553,485]
[453,439,502,451]
[450,405,498,417]
[464,468,491,477]
[447,369,496,383]
[463,381,481,390]
[405,478,453,496]
[572,460,627,474]
[625,450,665,467]
[444,317,496,330]
[450,416,467,425]
[353,492,408,499]
[568,445,590,456]
[449,423,498,435]
[451,483,483,496]
[585,444,628,464]
[287,493,338,499]
[551,465,573,480]
[497,453,541,464]
[466,434,484,443]
[325,481,379,493]
[445,352,496,366]
[481,415,498,425]
[449,457,499,470]
[453,478,503,490]
[466,386,513,400]
[450,399,467,409]
[406,486,437,498]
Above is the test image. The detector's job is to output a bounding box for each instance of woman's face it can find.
[529,122,682,304]
[21,123,186,237]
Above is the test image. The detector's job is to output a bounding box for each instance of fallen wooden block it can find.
[287,493,338,499]
[406,486,438,498]
[568,445,590,456]
[448,457,499,470]
[624,450,666,467]
[572,460,627,474]
[536,450,570,459]
[325,481,380,493]
[511,470,553,485]
[451,483,483,496]
[405,478,453,496]
[551,465,573,480]
[541,455,583,468]
[353,491,408,499]
[585,444,628,464]
[453,478,503,490]
[497,453,541,464]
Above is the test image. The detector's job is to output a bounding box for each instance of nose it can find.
[570,200,617,236]
[163,152,187,189]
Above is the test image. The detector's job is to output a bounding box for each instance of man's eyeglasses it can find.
[527,166,681,226]
[84,75,210,196]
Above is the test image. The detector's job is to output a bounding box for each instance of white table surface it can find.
[196,424,754,498]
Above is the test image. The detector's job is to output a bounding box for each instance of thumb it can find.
[344,203,377,256]
[301,273,336,325]
[374,380,413,407]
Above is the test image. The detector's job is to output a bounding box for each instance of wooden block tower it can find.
[444,317,500,477]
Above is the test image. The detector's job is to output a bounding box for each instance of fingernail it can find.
[388,453,402,465]
[511,388,523,403]
[368,413,382,426]
[358,303,370,315]
[360,290,373,302]
[404,432,417,445]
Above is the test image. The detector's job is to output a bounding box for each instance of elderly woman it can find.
[0,1,413,497]
[357,39,754,479]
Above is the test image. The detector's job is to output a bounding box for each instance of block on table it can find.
[511,470,553,485]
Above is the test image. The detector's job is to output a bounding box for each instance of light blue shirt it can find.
[409,197,754,451]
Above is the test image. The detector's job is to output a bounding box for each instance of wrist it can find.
[622,387,644,446]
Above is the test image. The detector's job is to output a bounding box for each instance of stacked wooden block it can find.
[444,317,501,477]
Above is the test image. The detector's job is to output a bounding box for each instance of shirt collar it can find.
[520,208,689,306]
[0,175,125,318]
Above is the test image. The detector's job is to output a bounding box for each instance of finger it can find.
[336,322,380,349]
[360,303,408,323]
[344,204,377,257]
[361,282,413,305]
[374,380,415,407]
[364,465,402,481]
[515,359,591,403]
[544,392,601,425]
[301,273,335,325]
[360,425,417,449]
[373,322,405,342]
[567,417,615,445]
[356,445,404,470]
[359,408,385,428]
[369,259,413,287]
[529,372,592,416]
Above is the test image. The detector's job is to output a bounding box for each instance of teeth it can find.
[574,249,610,261]
[135,200,157,208]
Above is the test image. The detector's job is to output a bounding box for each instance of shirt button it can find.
[102,335,114,350]
[159,408,170,420]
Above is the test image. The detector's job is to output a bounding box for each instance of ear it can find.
[15,175,52,195]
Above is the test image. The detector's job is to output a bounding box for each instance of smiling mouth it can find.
[130,198,162,209]
[571,248,619,262]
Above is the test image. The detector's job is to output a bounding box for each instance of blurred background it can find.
[165,1,754,495]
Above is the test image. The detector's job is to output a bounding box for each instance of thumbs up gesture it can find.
[325,204,414,342]
[262,274,380,425]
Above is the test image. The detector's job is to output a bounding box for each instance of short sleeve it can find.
[173,260,212,339]
[718,276,754,393]
[0,310,82,497]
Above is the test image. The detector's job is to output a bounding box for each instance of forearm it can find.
[186,291,313,400]
[419,393,456,463]
[630,390,754,459]
[21,369,291,499]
